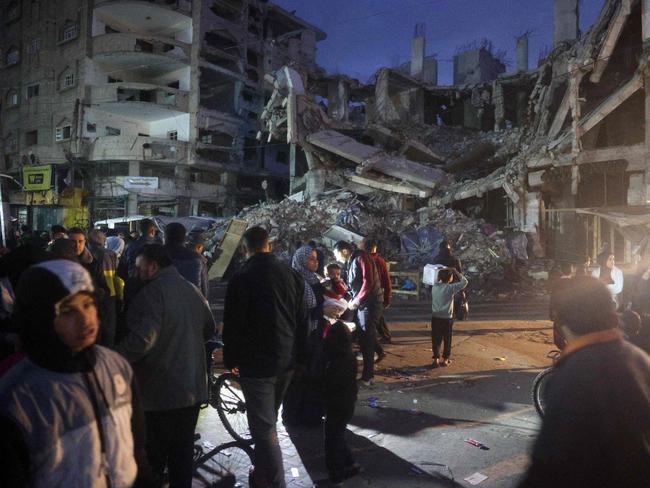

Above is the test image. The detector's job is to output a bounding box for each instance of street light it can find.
[0,173,23,248]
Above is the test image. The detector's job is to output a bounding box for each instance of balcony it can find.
[88,83,189,117]
[94,0,192,17]
[87,136,187,163]
[92,33,190,76]
[95,177,222,200]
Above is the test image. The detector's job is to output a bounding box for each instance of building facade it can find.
[0,0,325,229]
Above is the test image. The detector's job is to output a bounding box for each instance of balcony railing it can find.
[88,83,189,112]
[87,136,187,163]
[93,33,190,62]
[94,0,192,15]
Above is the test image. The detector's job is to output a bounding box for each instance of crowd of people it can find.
[2,216,650,488]
[0,219,215,488]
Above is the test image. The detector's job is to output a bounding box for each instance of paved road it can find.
[198,289,551,488]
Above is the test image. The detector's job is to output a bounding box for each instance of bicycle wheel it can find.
[211,372,253,444]
[194,441,254,488]
[532,367,556,417]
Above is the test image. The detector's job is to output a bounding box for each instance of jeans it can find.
[240,371,294,488]
[324,404,356,478]
[430,316,453,359]
[145,404,201,488]
[356,301,383,381]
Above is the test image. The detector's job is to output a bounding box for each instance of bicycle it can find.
[190,368,254,487]
[531,350,561,417]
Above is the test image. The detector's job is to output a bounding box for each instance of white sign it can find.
[123,177,159,189]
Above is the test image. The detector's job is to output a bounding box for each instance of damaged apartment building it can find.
[258,0,650,266]
[0,0,324,228]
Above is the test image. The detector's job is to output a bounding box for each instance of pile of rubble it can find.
[238,190,543,295]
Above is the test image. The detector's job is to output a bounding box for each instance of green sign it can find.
[23,165,52,191]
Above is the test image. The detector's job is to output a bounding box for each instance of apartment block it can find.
[0,0,325,229]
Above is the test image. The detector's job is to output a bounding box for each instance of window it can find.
[26,84,39,99]
[60,23,78,43]
[29,38,41,55]
[201,134,212,144]
[25,130,38,146]
[55,125,71,142]
[86,122,96,133]
[167,130,178,141]
[63,72,75,89]
[7,90,18,107]
[105,126,121,136]
[6,46,19,66]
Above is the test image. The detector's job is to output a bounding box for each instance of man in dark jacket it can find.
[362,238,392,343]
[223,226,306,488]
[116,244,215,488]
[519,277,650,488]
[68,227,115,348]
[164,222,209,299]
[334,240,384,386]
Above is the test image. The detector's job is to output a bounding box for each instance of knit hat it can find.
[16,260,95,371]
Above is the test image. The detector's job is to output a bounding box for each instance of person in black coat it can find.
[323,321,361,486]
[519,277,650,488]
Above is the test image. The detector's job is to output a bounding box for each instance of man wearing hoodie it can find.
[0,260,151,487]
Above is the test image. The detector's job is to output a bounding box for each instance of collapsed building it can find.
[248,0,650,271]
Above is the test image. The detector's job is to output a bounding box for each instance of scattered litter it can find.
[412,399,418,404]
[494,356,506,361]
[465,438,490,450]
[367,396,387,409]
[202,440,215,450]
[290,468,300,478]
[464,472,488,485]
[397,390,404,394]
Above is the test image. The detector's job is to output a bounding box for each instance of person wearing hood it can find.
[68,227,115,348]
[282,244,326,426]
[0,260,152,488]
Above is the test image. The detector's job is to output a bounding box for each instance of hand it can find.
[230,367,240,376]
[348,299,359,310]
[323,304,343,318]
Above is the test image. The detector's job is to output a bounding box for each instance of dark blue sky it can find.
[274,0,605,85]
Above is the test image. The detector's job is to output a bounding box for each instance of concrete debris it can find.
[237,189,544,294]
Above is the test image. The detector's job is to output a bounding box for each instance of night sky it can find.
[274,0,606,85]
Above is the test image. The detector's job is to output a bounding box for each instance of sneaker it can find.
[358,378,374,388]
[441,358,452,367]
[431,358,440,369]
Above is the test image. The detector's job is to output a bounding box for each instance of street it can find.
[197,295,554,487]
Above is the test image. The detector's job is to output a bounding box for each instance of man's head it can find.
[551,277,618,339]
[16,260,98,358]
[242,226,271,258]
[438,269,453,284]
[88,229,106,248]
[326,262,342,280]
[188,233,206,255]
[333,241,354,264]
[50,225,67,241]
[165,222,187,246]
[439,240,452,255]
[67,227,87,257]
[135,244,172,281]
[139,218,156,238]
[50,238,78,261]
[363,238,379,254]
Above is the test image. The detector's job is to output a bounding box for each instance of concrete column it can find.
[516,34,529,72]
[289,143,297,194]
[410,36,425,79]
[127,161,139,216]
[327,80,350,122]
[422,58,438,85]
[554,0,579,46]
[641,0,650,41]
